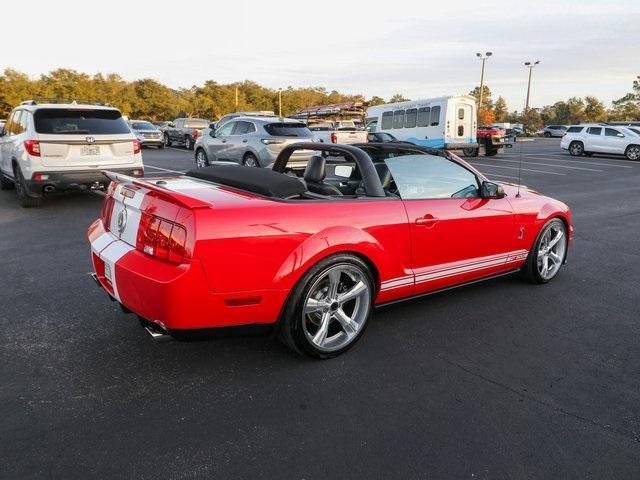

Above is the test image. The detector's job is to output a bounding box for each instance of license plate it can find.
[81,145,100,156]
[104,262,112,283]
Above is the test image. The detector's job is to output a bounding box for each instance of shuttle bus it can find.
[365,96,478,150]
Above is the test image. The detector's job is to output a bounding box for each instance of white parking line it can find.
[485,173,521,180]
[471,162,566,176]
[168,147,190,153]
[478,158,601,172]
[501,154,633,169]
[504,151,635,165]
[144,165,187,174]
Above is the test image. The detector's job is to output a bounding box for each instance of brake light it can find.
[192,129,200,139]
[24,140,41,156]
[133,140,141,154]
[136,212,188,264]
[330,132,338,143]
[101,195,115,231]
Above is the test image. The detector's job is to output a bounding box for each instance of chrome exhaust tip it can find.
[43,185,56,193]
[143,322,172,342]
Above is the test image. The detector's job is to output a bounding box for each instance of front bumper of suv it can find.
[25,168,144,195]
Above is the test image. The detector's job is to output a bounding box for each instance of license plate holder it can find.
[81,145,100,156]
[104,262,113,283]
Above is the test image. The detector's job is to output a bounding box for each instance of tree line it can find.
[470,77,640,133]
[1,68,638,132]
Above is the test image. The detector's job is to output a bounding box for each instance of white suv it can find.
[561,124,640,161]
[0,100,144,207]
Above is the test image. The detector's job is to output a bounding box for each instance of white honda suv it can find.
[561,124,640,161]
[0,100,144,207]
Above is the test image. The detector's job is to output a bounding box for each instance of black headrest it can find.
[186,164,306,198]
[304,155,326,183]
[375,162,392,189]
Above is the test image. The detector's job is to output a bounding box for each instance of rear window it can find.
[184,119,209,129]
[34,108,130,135]
[130,121,155,131]
[566,126,583,133]
[263,123,312,137]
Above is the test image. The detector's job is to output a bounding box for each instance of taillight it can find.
[101,195,115,231]
[192,129,200,139]
[330,132,338,143]
[24,140,41,156]
[133,140,141,154]
[136,212,189,264]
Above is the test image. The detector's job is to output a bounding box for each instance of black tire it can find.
[164,133,172,147]
[158,143,165,149]
[195,148,209,168]
[184,136,194,150]
[278,253,374,359]
[243,153,260,167]
[0,171,14,190]
[14,166,42,208]
[485,150,498,157]
[462,147,478,157]
[584,152,593,157]
[544,132,551,137]
[624,144,640,161]
[568,141,584,156]
[520,218,567,284]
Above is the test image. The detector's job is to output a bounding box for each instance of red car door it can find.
[384,153,517,295]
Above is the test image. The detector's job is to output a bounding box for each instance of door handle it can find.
[221,139,227,143]
[415,214,438,226]
[242,139,248,143]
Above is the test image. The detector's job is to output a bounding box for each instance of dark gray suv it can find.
[193,117,317,168]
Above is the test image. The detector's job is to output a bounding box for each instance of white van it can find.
[365,96,478,150]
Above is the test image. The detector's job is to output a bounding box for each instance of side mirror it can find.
[168,122,175,128]
[480,181,505,199]
[617,133,625,138]
[209,122,217,130]
[209,129,216,138]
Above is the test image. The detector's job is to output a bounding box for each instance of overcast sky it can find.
[3,0,639,111]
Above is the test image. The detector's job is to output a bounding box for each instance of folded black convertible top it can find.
[186,164,306,199]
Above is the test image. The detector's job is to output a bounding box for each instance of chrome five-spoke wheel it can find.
[280,254,374,358]
[537,222,567,281]
[195,149,208,167]
[302,264,371,353]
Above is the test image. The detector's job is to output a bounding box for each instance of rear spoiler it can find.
[102,171,211,209]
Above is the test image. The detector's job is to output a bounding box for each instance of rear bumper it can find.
[139,139,163,147]
[88,219,287,331]
[26,168,143,195]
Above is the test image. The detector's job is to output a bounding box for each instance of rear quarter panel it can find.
[192,197,412,303]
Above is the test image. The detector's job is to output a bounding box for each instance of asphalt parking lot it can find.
[2,138,639,479]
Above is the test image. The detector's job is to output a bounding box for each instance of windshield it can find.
[383,154,479,200]
[34,108,130,135]
[264,123,312,137]
[184,119,209,129]
[130,121,156,131]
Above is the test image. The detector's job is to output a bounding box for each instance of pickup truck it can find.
[163,118,211,150]
[307,121,368,144]
[462,126,511,157]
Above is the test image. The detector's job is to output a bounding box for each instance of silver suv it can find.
[193,117,316,168]
[0,100,143,207]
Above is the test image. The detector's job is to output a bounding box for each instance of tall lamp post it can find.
[476,52,492,115]
[524,60,540,110]
[278,88,283,117]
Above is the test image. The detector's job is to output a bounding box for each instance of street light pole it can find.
[278,88,282,117]
[524,60,540,110]
[476,52,492,116]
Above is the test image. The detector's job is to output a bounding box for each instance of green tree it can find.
[469,85,493,111]
[566,97,586,124]
[584,96,606,122]
[493,96,508,122]
[388,93,410,103]
[367,96,386,106]
[521,108,543,134]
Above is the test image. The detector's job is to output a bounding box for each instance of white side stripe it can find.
[100,241,135,301]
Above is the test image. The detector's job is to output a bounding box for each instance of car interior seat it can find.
[303,155,343,196]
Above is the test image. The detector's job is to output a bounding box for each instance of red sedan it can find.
[88,143,572,358]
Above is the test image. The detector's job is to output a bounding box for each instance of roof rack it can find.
[19,98,113,107]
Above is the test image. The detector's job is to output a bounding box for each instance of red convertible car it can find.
[88,143,572,358]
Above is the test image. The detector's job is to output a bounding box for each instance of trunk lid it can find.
[37,134,138,167]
